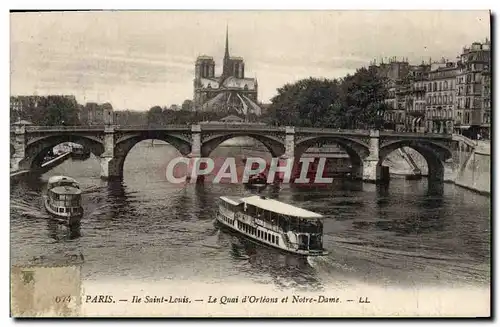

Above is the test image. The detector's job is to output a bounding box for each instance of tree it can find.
[41,96,80,125]
[266,67,389,129]
[181,99,194,111]
[340,67,390,129]
[147,106,164,126]
[268,78,340,127]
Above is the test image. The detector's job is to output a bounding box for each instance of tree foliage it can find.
[266,67,390,129]
[181,99,194,111]
[11,96,80,125]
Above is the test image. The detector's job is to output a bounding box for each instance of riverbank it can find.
[386,144,490,195]
[454,144,490,195]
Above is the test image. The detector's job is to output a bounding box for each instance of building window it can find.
[444,81,448,90]
[433,82,437,92]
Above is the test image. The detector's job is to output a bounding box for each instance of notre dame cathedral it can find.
[193,28,261,116]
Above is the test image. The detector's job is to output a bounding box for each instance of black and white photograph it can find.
[8,9,491,317]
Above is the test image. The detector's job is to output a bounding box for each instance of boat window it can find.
[275,236,279,245]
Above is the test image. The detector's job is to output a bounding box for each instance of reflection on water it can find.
[10,143,491,289]
[47,220,81,241]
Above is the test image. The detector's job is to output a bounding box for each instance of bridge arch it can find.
[379,139,453,182]
[294,136,371,178]
[201,133,285,157]
[23,134,105,170]
[112,131,192,178]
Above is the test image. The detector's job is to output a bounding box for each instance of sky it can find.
[10,11,490,111]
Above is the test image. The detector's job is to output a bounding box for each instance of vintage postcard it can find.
[10,10,491,317]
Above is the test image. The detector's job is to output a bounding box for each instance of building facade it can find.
[370,38,491,138]
[79,102,114,125]
[425,60,458,134]
[193,28,261,116]
[370,58,410,131]
[404,63,430,133]
[455,39,491,137]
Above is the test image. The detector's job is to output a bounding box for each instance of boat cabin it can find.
[46,186,82,215]
[219,195,325,251]
[47,176,80,190]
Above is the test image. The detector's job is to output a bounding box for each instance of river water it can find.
[10,141,491,291]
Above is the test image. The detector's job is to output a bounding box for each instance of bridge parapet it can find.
[294,127,371,135]
[380,131,453,139]
[25,125,106,132]
[116,125,191,131]
[200,123,286,132]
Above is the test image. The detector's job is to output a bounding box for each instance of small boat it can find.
[43,176,83,225]
[215,195,328,256]
[71,144,90,160]
[245,173,268,190]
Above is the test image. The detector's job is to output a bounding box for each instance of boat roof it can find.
[50,186,82,195]
[220,196,244,206]
[220,195,323,219]
[48,176,79,184]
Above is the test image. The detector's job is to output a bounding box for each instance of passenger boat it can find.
[43,176,83,225]
[216,195,328,256]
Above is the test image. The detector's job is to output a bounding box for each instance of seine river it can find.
[10,141,491,291]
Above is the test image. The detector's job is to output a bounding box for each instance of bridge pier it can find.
[362,130,389,183]
[100,156,124,180]
[283,127,295,159]
[100,125,124,180]
[351,164,364,180]
[10,123,27,171]
[186,124,205,183]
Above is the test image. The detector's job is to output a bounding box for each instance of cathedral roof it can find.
[221,76,257,90]
[200,78,220,89]
[200,90,262,116]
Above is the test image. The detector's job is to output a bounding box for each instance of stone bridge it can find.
[10,122,477,183]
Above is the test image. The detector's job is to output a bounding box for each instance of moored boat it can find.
[216,195,328,256]
[43,176,83,225]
